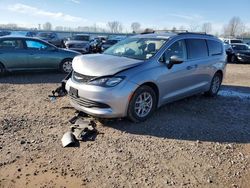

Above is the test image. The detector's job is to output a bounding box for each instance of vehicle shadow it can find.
[104,85,250,143]
[0,72,66,84]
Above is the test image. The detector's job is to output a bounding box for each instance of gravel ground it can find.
[0,64,249,188]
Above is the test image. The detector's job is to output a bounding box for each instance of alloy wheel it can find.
[134,91,153,118]
[62,61,72,73]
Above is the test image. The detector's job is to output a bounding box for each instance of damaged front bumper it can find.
[65,77,138,118]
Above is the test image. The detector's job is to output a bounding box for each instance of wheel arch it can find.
[215,69,223,79]
[138,82,160,107]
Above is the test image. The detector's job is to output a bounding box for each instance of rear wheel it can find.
[205,72,222,97]
[127,85,157,123]
[60,59,73,73]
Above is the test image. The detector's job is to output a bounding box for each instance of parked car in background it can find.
[0,36,80,75]
[226,43,250,63]
[66,32,226,122]
[64,34,90,54]
[37,32,64,47]
[224,39,243,44]
[223,38,244,51]
[0,31,11,37]
[89,37,107,53]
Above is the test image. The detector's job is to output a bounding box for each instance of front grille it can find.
[69,95,110,108]
[72,71,96,83]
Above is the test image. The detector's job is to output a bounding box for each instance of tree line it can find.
[0,16,249,38]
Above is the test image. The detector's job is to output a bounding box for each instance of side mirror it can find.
[169,55,184,64]
[160,55,183,69]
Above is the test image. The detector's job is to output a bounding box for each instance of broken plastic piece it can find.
[70,118,98,141]
[61,131,76,147]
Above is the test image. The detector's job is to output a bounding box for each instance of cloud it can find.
[8,3,85,22]
[69,0,80,4]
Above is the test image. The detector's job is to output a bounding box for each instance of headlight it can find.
[89,76,125,87]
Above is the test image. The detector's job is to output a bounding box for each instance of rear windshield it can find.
[231,40,243,43]
[72,35,89,41]
[105,40,119,45]
[38,33,55,38]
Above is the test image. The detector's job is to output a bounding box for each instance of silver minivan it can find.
[66,32,226,122]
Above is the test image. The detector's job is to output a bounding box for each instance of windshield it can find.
[72,35,89,41]
[103,37,167,60]
[232,44,249,50]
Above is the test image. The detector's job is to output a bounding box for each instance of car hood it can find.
[72,54,142,76]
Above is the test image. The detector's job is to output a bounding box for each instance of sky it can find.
[0,0,250,33]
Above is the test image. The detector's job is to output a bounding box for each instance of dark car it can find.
[89,37,106,53]
[0,36,80,75]
[64,34,90,54]
[226,43,250,63]
[37,32,64,47]
[0,31,11,37]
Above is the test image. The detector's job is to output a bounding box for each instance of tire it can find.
[127,85,157,123]
[205,72,222,97]
[0,63,6,76]
[60,59,73,73]
[231,55,238,63]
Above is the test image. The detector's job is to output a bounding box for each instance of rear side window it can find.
[0,39,24,49]
[186,39,208,59]
[207,40,223,56]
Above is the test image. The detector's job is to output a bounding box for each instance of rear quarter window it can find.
[207,40,223,56]
[186,39,208,59]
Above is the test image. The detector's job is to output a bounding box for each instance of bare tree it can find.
[107,21,123,33]
[43,22,52,31]
[131,22,141,33]
[171,26,177,32]
[223,17,245,37]
[189,23,200,32]
[201,22,212,34]
[55,26,63,31]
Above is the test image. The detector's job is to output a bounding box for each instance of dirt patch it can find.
[0,64,249,188]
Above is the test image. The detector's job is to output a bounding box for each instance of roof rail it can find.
[178,32,215,37]
[140,30,215,37]
[155,30,188,33]
[140,29,188,34]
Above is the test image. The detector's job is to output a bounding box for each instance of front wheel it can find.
[60,59,73,73]
[205,72,222,97]
[127,85,157,123]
